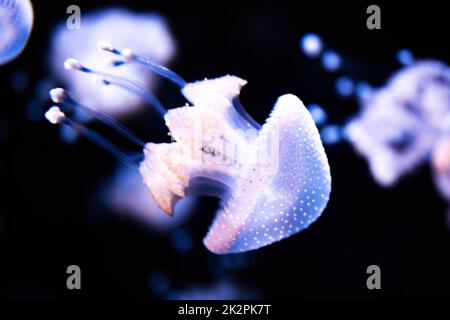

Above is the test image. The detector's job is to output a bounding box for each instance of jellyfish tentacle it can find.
[98,41,186,87]
[64,58,166,117]
[45,106,139,169]
[49,88,145,147]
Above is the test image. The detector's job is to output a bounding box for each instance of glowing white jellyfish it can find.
[0,0,33,65]
[345,60,450,217]
[50,8,176,118]
[45,41,331,254]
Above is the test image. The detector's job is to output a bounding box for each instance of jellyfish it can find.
[345,60,450,218]
[50,8,176,118]
[0,0,33,65]
[45,41,331,254]
[432,134,450,223]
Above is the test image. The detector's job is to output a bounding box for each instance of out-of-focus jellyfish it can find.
[45,41,331,254]
[307,103,327,126]
[321,124,342,145]
[101,165,193,232]
[396,49,414,66]
[50,8,176,118]
[300,33,323,58]
[0,0,33,65]
[355,81,373,101]
[432,134,450,222]
[321,50,341,72]
[168,279,260,300]
[335,76,354,98]
[346,60,450,216]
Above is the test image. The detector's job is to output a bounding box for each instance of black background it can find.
[1,0,449,299]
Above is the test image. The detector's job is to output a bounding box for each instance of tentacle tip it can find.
[98,40,114,52]
[121,48,134,62]
[45,106,66,124]
[49,87,66,103]
[64,58,82,71]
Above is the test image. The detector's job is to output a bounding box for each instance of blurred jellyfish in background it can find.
[335,76,354,98]
[101,165,194,232]
[300,33,323,58]
[321,124,342,146]
[299,32,450,222]
[307,103,327,126]
[396,49,414,66]
[0,0,34,65]
[432,135,450,214]
[321,50,342,72]
[354,81,373,101]
[50,8,176,119]
[345,60,450,218]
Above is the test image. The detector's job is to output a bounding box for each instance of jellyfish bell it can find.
[0,0,33,65]
[46,43,331,254]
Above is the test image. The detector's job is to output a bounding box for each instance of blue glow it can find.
[335,76,354,97]
[300,33,323,58]
[321,125,342,145]
[0,0,34,65]
[307,104,328,126]
[396,49,414,66]
[11,70,29,92]
[321,50,341,72]
[355,81,372,100]
[59,125,79,144]
[171,228,193,253]
[148,270,170,296]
